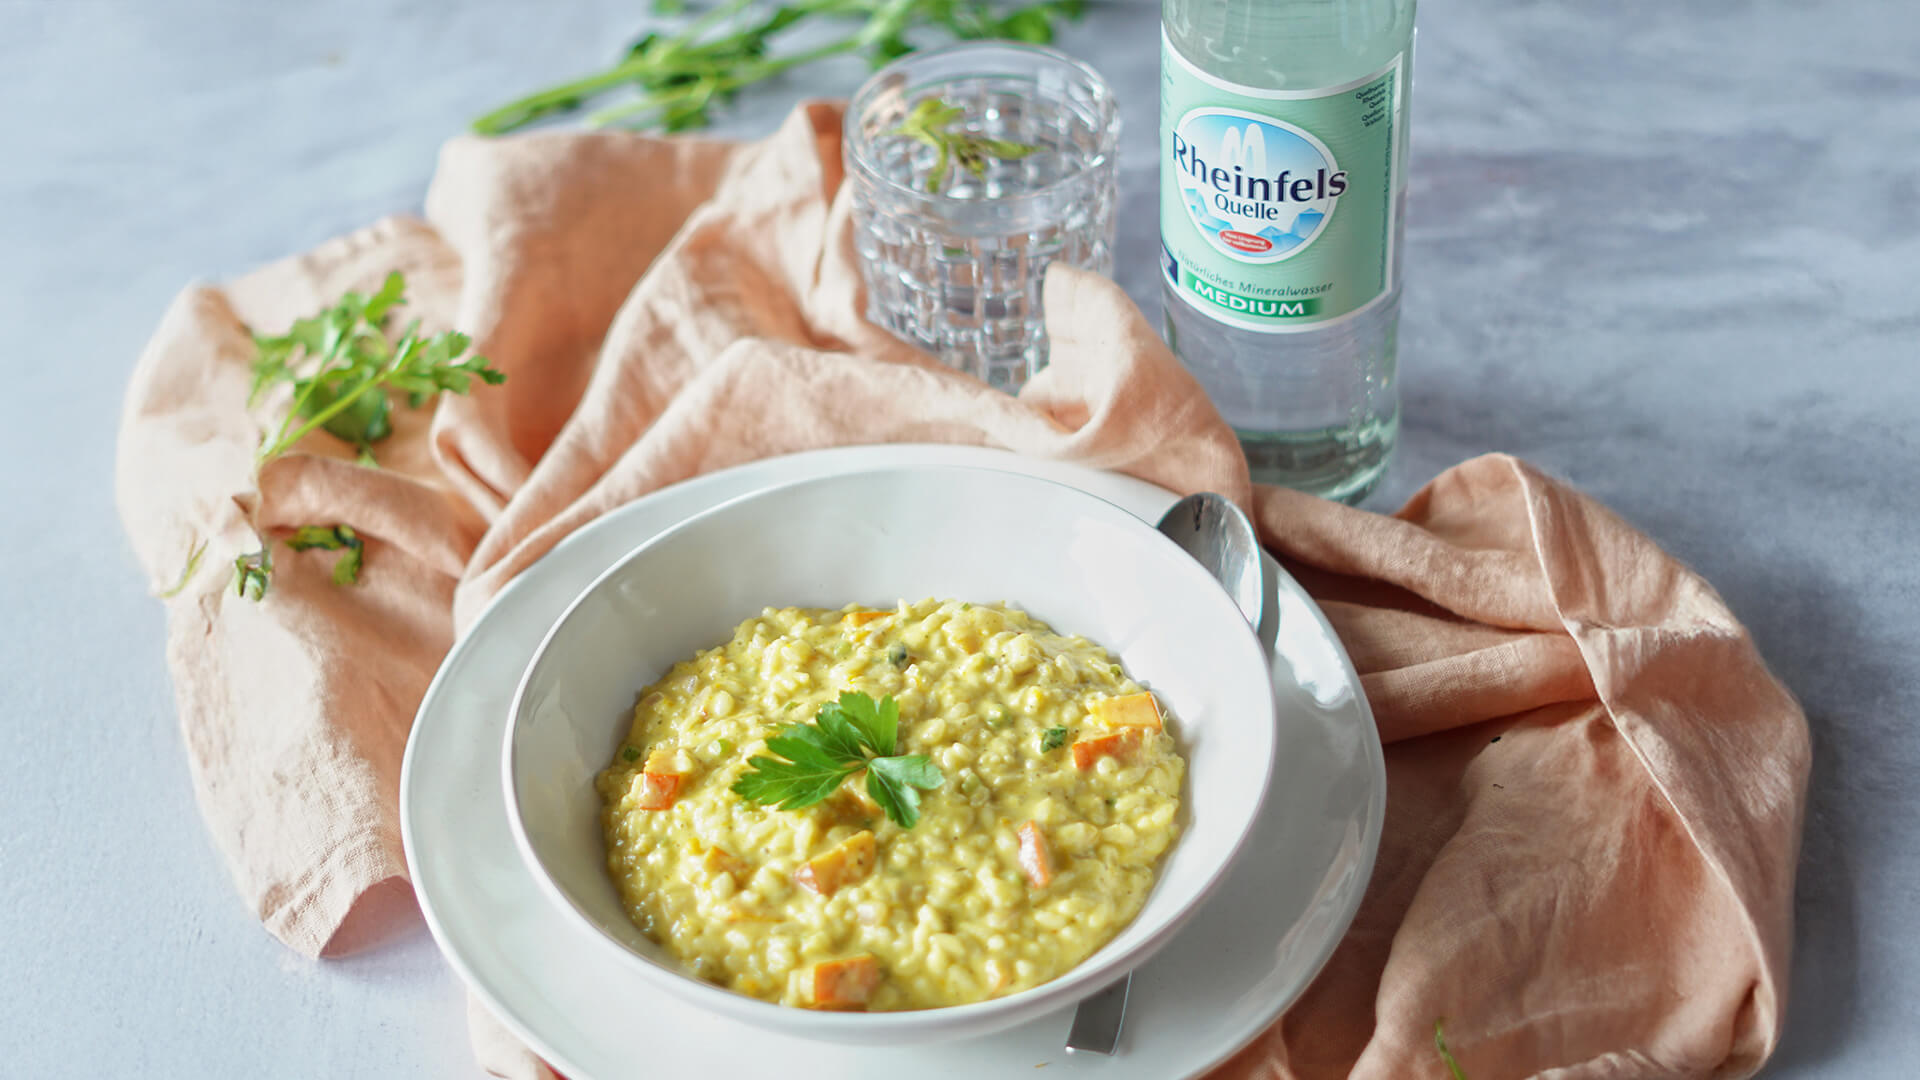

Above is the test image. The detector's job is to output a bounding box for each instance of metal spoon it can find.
[1064,492,1266,1056]
[1152,492,1265,631]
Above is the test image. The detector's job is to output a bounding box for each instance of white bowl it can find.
[503,465,1276,1044]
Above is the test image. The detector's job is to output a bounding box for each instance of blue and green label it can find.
[1160,31,1402,332]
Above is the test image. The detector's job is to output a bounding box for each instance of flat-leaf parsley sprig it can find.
[180,271,505,601]
[248,271,504,464]
[732,691,945,828]
[469,0,1087,137]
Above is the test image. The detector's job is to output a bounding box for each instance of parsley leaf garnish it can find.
[866,754,943,827]
[732,691,944,828]
[728,738,854,811]
[829,691,899,759]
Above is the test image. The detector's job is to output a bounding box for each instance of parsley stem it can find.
[472,0,760,135]
[583,80,716,129]
[471,64,669,135]
[264,357,335,458]
[155,538,208,599]
[582,37,862,127]
[473,0,1058,137]
[852,0,922,45]
[762,36,867,73]
[229,272,501,601]
[472,50,746,134]
[258,368,386,463]
[674,0,763,44]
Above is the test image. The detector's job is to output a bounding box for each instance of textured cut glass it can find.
[846,44,1120,393]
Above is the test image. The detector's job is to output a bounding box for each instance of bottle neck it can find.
[1163,0,1415,90]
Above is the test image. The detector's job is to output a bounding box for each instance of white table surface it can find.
[3,0,1915,1076]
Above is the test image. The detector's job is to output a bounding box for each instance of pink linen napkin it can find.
[115,102,1807,1079]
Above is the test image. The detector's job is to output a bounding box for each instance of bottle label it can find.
[1160,30,1403,333]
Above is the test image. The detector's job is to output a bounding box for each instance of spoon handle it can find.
[1064,972,1132,1055]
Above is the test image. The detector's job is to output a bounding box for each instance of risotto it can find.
[596,599,1186,1011]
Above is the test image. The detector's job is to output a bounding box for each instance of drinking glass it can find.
[844,42,1121,392]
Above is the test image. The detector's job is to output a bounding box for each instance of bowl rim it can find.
[501,463,1276,1034]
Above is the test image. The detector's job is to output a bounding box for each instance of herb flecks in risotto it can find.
[596,599,1186,1011]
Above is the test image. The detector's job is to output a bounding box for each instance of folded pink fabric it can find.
[115,102,1808,1079]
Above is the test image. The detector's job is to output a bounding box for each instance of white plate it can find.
[400,445,1385,1080]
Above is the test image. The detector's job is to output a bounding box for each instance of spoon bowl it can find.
[1155,493,1265,630]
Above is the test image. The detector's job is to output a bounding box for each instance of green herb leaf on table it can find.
[732,691,944,827]
[469,0,1087,137]
[285,524,366,586]
[218,271,504,601]
[234,549,272,601]
[994,5,1055,43]
[333,541,364,587]
[249,279,503,465]
[303,367,394,446]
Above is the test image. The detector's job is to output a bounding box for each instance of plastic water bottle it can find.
[1160,0,1416,502]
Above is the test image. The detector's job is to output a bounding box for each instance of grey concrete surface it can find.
[1,0,1913,1075]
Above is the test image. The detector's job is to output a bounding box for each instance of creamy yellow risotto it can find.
[595,599,1186,1011]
